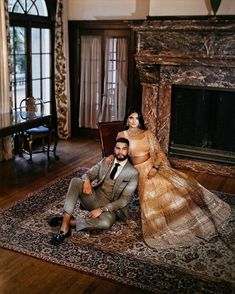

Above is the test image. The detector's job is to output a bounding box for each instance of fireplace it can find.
[131,16,235,176]
[169,85,235,165]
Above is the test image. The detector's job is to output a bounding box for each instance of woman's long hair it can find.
[123,108,147,130]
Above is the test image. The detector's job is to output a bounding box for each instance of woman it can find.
[114,109,231,249]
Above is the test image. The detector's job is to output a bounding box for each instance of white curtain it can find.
[79,36,128,128]
[79,36,102,129]
[100,38,128,122]
[0,0,13,161]
[54,0,71,139]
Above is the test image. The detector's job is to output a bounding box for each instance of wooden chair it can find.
[97,121,124,157]
[20,97,50,161]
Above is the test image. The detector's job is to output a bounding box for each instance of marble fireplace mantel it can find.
[131,17,235,177]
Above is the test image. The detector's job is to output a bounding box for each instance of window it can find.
[78,29,129,129]
[8,0,48,16]
[8,0,54,114]
[104,37,128,122]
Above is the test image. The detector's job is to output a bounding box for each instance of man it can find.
[51,137,138,245]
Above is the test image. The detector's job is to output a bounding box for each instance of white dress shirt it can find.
[111,158,128,179]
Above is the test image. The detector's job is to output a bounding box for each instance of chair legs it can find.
[21,134,49,161]
[28,136,33,161]
[27,135,49,161]
[18,130,59,161]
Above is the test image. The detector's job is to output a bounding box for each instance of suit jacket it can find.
[82,158,138,213]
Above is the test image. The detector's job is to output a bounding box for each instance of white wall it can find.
[68,0,149,20]
[68,0,235,20]
[149,0,235,16]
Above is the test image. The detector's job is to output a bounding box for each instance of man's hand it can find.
[83,179,92,194]
[88,208,102,218]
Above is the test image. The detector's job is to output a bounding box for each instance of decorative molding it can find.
[54,0,70,139]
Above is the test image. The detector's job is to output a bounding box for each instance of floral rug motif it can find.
[0,168,234,293]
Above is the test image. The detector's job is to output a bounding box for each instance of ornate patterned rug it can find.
[0,168,234,293]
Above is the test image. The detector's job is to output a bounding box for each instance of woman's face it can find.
[128,112,139,128]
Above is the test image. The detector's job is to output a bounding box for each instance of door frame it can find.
[69,20,141,137]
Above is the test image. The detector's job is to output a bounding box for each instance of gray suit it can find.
[63,158,138,231]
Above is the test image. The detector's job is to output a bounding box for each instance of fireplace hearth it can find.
[131,16,235,176]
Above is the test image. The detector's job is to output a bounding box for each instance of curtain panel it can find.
[0,0,13,161]
[100,38,128,122]
[79,36,102,129]
[54,0,71,139]
[79,36,128,128]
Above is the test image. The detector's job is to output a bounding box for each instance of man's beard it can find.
[115,154,128,161]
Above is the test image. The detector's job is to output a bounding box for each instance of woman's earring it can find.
[126,122,129,128]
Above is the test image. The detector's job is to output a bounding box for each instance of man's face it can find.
[114,142,129,161]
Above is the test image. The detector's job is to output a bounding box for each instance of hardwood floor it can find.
[0,137,234,294]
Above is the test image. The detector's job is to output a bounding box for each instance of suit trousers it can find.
[63,177,116,231]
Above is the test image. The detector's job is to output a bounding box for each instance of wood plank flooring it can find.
[0,138,234,294]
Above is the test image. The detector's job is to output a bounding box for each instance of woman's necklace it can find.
[127,129,142,137]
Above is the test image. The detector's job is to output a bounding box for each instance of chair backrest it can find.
[20,97,44,115]
[97,121,124,157]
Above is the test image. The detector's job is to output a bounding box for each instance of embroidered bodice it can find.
[118,129,170,168]
[122,130,149,157]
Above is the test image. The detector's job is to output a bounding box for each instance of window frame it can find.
[8,0,56,113]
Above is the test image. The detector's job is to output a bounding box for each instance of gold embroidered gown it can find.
[118,130,231,249]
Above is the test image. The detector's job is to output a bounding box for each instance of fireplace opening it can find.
[169,85,235,165]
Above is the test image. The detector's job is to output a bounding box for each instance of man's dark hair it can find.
[115,137,129,146]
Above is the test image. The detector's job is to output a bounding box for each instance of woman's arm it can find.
[147,130,170,168]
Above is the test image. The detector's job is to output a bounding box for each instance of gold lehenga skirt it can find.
[134,158,231,249]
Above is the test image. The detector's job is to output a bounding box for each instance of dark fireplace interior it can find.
[169,85,235,164]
